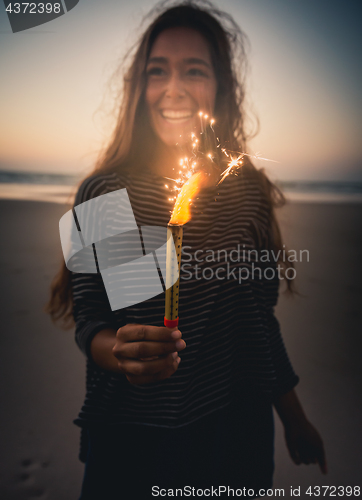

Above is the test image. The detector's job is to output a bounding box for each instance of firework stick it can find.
[164,171,205,327]
[164,224,183,328]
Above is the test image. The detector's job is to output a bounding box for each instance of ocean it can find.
[0,170,362,204]
[0,170,81,204]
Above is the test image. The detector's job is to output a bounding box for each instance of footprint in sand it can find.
[13,458,48,498]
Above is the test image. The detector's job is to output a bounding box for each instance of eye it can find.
[147,67,166,77]
[187,68,208,77]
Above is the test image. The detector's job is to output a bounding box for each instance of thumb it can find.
[287,441,301,465]
[317,450,327,474]
[290,449,301,465]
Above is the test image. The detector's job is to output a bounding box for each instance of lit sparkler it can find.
[164,112,277,328]
[164,171,207,328]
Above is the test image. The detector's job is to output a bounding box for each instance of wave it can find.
[1,170,362,203]
[0,170,80,186]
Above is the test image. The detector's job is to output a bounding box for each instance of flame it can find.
[169,171,206,225]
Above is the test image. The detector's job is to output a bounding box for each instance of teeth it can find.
[161,110,193,119]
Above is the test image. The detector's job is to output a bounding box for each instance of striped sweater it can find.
[71,166,299,461]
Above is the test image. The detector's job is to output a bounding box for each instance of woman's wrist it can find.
[90,328,120,373]
[273,388,308,429]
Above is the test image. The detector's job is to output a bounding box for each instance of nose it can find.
[165,72,186,99]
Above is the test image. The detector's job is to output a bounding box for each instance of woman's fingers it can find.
[300,429,327,474]
[113,324,185,384]
[289,427,327,473]
[118,353,181,383]
[114,338,186,360]
[316,445,328,474]
[117,324,182,343]
[117,352,177,375]
[297,441,313,464]
[126,358,181,385]
[289,448,301,465]
[114,324,186,360]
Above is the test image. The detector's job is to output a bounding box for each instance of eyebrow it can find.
[147,57,211,68]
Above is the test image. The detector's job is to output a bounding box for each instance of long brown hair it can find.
[46,0,294,328]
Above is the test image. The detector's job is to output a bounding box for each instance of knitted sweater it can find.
[70,167,299,462]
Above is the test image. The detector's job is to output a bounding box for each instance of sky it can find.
[0,0,361,181]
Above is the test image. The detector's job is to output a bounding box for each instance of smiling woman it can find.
[47,1,326,498]
[145,27,217,155]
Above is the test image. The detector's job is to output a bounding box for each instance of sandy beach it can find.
[0,197,361,499]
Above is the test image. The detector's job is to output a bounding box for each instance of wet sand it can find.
[0,198,361,499]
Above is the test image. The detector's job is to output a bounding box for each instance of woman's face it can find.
[145,27,217,148]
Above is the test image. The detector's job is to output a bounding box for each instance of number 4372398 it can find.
[306,485,360,496]
[5,3,61,14]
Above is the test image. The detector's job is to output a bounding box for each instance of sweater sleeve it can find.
[72,272,117,361]
[258,249,300,399]
[71,175,120,362]
[265,295,300,398]
[240,167,300,398]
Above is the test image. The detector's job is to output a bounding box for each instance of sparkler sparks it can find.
[165,111,278,216]
[218,154,243,185]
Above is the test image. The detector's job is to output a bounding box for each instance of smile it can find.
[160,109,194,123]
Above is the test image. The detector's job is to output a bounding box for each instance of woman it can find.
[48,2,326,498]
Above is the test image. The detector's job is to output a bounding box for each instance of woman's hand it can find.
[273,388,327,474]
[284,419,327,474]
[112,324,186,385]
